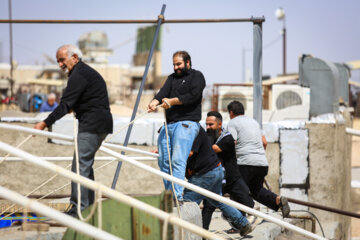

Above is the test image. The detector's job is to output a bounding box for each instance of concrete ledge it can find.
[173,202,202,240]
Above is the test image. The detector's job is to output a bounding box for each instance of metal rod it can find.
[253,22,263,127]
[110,4,166,189]
[283,27,287,75]
[288,213,316,233]
[0,17,265,24]
[346,127,360,136]
[8,0,13,81]
[0,141,225,240]
[0,156,156,161]
[0,123,324,240]
[288,197,360,219]
[0,123,158,157]
[0,186,122,240]
[100,146,325,240]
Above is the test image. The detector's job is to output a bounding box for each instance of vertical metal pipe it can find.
[8,0,13,80]
[253,22,263,127]
[242,48,246,82]
[111,4,166,189]
[283,26,286,75]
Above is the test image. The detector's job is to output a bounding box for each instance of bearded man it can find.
[148,51,205,203]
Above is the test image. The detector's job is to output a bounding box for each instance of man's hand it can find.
[212,144,222,153]
[161,97,182,109]
[161,98,172,109]
[34,121,47,131]
[148,99,160,112]
[262,135,267,150]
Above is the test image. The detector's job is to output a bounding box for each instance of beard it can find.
[207,128,220,144]
[174,65,189,77]
[60,65,69,74]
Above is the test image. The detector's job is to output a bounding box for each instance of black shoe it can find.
[221,213,241,230]
[280,196,290,218]
[239,222,253,236]
[64,206,78,218]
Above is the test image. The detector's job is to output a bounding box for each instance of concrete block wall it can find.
[306,123,351,239]
[265,121,351,239]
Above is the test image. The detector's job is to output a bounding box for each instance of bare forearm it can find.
[212,144,222,153]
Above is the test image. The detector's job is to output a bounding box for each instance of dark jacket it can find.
[44,61,113,134]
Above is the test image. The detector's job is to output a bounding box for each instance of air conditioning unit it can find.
[271,84,310,110]
[217,86,254,112]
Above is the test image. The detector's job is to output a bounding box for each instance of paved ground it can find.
[207,207,312,240]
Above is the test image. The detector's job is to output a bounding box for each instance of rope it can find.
[0,135,32,164]
[162,101,183,240]
[0,163,72,220]
[73,113,98,221]
[162,213,173,240]
[0,123,327,239]
[106,105,162,142]
[97,189,103,230]
[1,104,159,216]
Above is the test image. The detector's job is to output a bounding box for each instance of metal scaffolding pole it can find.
[253,20,263,127]
[8,0,13,81]
[110,4,166,189]
[0,18,265,24]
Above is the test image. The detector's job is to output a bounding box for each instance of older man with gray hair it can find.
[35,44,113,217]
[40,93,58,112]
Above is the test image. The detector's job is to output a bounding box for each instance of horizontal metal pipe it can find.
[0,194,70,199]
[103,142,158,157]
[0,186,122,240]
[0,141,224,240]
[0,123,157,157]
[288,197,360,219]
[0,123,324,239]
[0,18,265,24]
[100,146,325,240]
[288,213,316,233]
[346,127,360,137]
[0,193,171,200]
[0,156,156,161]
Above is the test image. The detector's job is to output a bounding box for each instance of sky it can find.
[0,0,359,85]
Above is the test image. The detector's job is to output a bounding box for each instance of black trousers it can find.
[238,165,279,211]
[201,177,254,230]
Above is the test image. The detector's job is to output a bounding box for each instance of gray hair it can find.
[57,44,83,60]
[48,92,56,99]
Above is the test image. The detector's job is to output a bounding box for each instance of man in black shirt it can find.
[202,111,254,232]
[183,127,252,237]
[35,44,113,216]
[148,51,205,202]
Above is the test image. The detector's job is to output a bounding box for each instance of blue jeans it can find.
[70,132,107,210]
[158,121,200,200]
[183,165,249,228]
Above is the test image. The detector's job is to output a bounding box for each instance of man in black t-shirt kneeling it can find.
[203,111,254,233]
[183,127,252,237]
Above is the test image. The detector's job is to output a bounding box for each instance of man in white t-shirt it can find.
[226,101,290,217]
